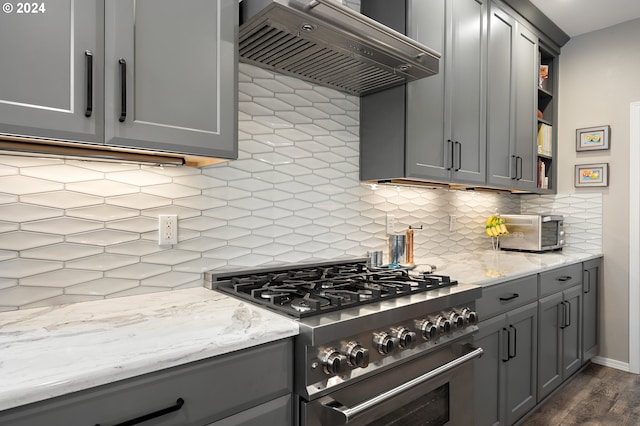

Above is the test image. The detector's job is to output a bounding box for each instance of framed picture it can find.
[576,125,610,151]
[575,163,609,187]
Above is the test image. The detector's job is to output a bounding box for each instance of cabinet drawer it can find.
[476,275,538,320]
[539,263,582,297]
[0,339,293,426]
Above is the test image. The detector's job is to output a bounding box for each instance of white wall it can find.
[557,18,640,364]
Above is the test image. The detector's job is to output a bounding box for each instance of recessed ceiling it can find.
[530,0,640,37]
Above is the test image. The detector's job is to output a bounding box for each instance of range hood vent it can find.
[239,0,440,96]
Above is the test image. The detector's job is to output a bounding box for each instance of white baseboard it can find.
[592,356,632,373]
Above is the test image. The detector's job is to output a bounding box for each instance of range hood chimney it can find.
[239,0,440,96]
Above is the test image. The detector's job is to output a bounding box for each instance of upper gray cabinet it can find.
[405,0,487,185]
[104,0,237,158]
[486,2,538,192]
[360,0,487,186]
[0,1,104,144]
[0,0,237,162]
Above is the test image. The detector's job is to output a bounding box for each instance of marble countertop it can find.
[0,249,601,413]
[412,249,602,286]
[0,288,299,412]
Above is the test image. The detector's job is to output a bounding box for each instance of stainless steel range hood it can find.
[239,0,440,96]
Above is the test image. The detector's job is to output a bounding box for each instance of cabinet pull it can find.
[559,302,566,329]
[446,140,454,170]
[84,50,93,117]
[499,293,519,301]
[516,156,523,180]
[565,301,571,328]
[509,325,517,359]
[118,58,127,123]
[584,270,591,293]
[511,155,517,179]
[95,397,184,426]
[502,327,510,362]
[454,141,462,171]
[556,276,572,282]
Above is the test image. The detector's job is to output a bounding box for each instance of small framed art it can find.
[576,125,610,151]
[575,163,609,187]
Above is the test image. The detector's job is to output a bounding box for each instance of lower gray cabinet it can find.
[0,339,292,426]
[582,258,600,362]
[537,284,582,401]
[474,277,538,426]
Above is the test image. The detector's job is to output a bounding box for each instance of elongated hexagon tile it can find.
[65,278,139,296]
[21,191,102,209]
[21,269,103,288]
[0,231,63,250]
[0,286,63,307]
[66,229,139,246]
[0,175,64,195]
[22,243,103,262]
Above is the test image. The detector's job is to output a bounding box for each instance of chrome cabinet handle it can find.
[95,398,184,426]
[118,58,127,123]
[565,301,571,327]
[85,50,93,117]
[559,302,567,329]
[321,344,484,424]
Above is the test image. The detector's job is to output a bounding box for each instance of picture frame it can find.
[575,163,609,187]
[576,125,610,151]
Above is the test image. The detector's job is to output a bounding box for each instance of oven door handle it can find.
[320,344,484,425]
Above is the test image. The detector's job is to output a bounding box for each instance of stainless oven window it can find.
[366,383,449,426]
[541,220,559,246]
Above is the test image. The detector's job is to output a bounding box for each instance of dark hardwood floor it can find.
[520,363,640,425]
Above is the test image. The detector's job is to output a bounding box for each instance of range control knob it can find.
[320,348,347,376]
[460,307,479,325]
[418,319,439,341]
[392,327,417,349]
[447,312,465,329]
[373,332,399,355]
[434,315,452,334]
[345,342,370,368]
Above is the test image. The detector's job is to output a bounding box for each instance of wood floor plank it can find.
[520,363,640,426]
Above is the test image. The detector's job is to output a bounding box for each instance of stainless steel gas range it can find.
[205,259,483,426]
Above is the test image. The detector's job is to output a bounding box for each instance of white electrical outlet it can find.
[386,214,396,234]
[158,214,178,245]
[449,215,457,232]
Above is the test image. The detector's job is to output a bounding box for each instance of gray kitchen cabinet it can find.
[582,258,600,362]
[537,284,582,401]
[360,0,486,186]
[0,1,104,144]
[104,0,237,158]
[405,0,487,185]
[0,0,237,160]
[0,339,293,426]
[474,275,538,426]
[486,1,538,192]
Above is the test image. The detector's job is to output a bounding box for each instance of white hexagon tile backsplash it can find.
[0,63,601,311]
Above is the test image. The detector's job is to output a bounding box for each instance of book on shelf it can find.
[537,123,552,157]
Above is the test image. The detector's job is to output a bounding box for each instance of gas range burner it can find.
[208,259,460,318]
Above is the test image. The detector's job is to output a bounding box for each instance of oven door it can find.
[300,341,482,426]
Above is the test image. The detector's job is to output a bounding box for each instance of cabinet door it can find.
[486,4,516,188]
[537,291,563,400]
[407,0,486,184]
[562,286,582,378]
[448,0,487,185]
[473,315,508,426]
[512,24,538,191]
[0,0,103,143]
[504,302,537,425]
[582,260,600,361]
[104,0,237,158]
[406,0,449,181]
[473,314,506,426]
